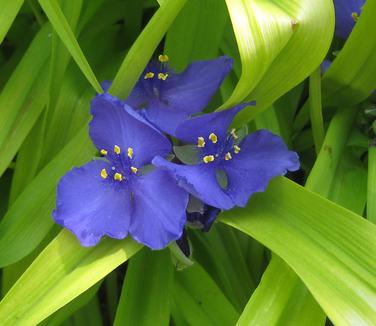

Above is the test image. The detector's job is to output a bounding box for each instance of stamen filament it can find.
[234,145,241,154]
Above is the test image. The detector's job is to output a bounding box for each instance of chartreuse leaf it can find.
[0,0,24,44]
[0,231,141,325]
[172,262,239,325]
[222,0,334,125]
[109,0,187,98]
[236,108,360,326]
[221,176,376,326]
[37,0,102,93]
[114,248,172,326]
[322,0,376,106]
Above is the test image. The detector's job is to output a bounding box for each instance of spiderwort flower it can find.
[53,93,189,249]
[334,0,365,39]
[153,104,300,210]
[125,55,233,135]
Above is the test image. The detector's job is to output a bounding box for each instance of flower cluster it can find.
[53,55,299,250]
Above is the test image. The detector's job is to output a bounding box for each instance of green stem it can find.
[367,145,376,223]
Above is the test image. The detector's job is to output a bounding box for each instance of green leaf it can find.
[114,249,173,326]
[172,262,239,325]
[164,0,228,71]
[0,231,141,325]
[368,147,376,223]
[220,177,376,326]
[222,0,334,125]
[0,0,24,44]
[38,0,102,93]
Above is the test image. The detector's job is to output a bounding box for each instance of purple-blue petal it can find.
[321,59,332,75]
[153,156,234,210]
[334,0,365,39]
[89,93,171,166]
[139,100,191,136]
[162,56,233,114]
[222,129,300,207]
[175,103,253,144]
[53,160,132,246]
[129,169,189,250]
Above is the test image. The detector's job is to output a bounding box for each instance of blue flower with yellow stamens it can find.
[153,104,300,210]
[53,93,189,249]
[334,0,365,39]
[125,55,233,135]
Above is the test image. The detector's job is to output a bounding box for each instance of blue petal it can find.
[140,100,191,136]
[153,156,234,210]
[129,169,189,250]
[162,56,233,114]
[321,59,332,75]
[89,93,171,166]
[175,103,252,143]
[222,130,300,207]
[334,0,364,39]
[53,160,132,246]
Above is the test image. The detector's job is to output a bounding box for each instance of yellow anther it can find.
[351,12,359,22]
[131,166,138,174]
[100,168,108,179]
[230,128,238,139]
[203,155,215,163]
[225,152,232,161]
[158,54,169,62]
[197,136,205,148]
[144,72,154,79]
[127,147,133,159]
[158,73,168,81]
[114,173,123,181]
[114,145,121,154]
[100,149,108,156]
[209,133,218,144]
[234,145,241,154]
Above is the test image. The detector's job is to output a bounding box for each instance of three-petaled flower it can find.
[125,55,233,135]
[53,93,188,249]
[153,104,300,210]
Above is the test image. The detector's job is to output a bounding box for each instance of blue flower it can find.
[153,105,300,210]
[334,0,365,39]
[53,93,189,249]
[125,55,233,135]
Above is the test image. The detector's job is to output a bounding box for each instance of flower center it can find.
[196,130,241,164]
[99,145,138,183]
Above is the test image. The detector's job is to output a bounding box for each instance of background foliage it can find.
[0,0,375,325]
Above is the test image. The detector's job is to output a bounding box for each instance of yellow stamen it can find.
[114,173,123,181]
[158,54,169,62]
[197,136,205,148]
[131,166,138,174]
[144,72,154,79]
[127,147,133,159]
[209,133,218,144]
[114,145,121,154]
[203,155,215,163]
[158,73,168,80]
[234,145,241,154]
[100,168,108,179]
[351,12,359,22]
[230,128,238,139]
[225,152,232,161]
[100,149,108,156]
